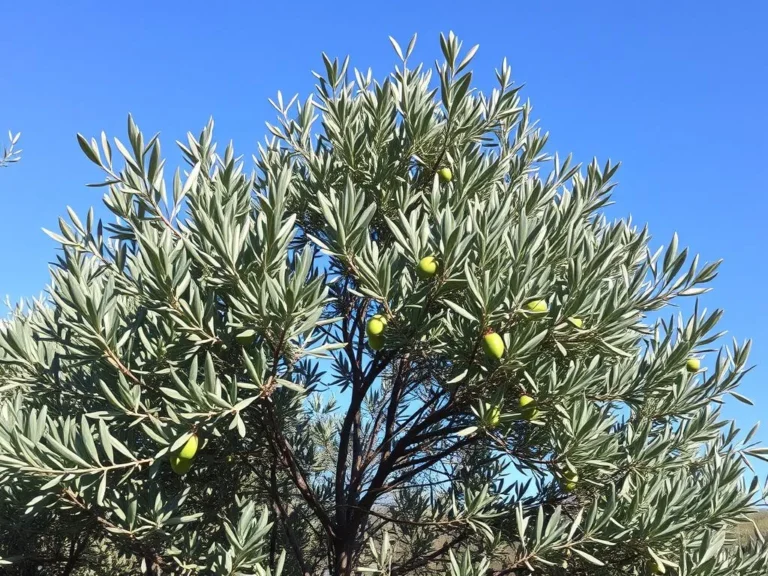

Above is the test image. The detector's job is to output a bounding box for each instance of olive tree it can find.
[1,33,767,576]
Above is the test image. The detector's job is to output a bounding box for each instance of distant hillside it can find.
[734,511,768,546]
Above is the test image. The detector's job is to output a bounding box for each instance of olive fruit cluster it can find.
[366,314,388,350]
[559,468,579,492]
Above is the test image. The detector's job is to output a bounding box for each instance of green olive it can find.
[482,332,504,360]
[525,300,548,313]
[416,256,439,280]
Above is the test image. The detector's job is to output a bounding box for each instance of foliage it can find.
[1,33,767,575]
[0,131,22,168]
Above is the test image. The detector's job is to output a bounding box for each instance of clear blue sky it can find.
[2,1,767,462]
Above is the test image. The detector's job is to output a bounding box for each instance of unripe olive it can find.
[482,332,505,360]
[484,405,501,428]
[567,316,584,329]
[416,256,439,280]
[518,395,539,420]
[171,454,193,475]
[366,316,386,337]
[519,395,535,409]
[563,469,579,483]
[561,469,579,491]
[647,559,666,574]
[368,333,385,350]
[178,434,199,460]
[170,435,199,475]
[686,358,700,373]
[437,167,452,182]
[525,299,548,313]
[236,329,256,345]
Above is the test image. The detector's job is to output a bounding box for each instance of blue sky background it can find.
[1,1,767,471]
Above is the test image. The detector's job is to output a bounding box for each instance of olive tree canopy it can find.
[1,33,766,576]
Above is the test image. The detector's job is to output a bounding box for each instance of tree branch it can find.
[59,525,93,576]
[262,401,336,541]
[255,460,313,576]
[60,488,163,571]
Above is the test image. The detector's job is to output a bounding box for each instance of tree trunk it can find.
[60,529,91,576]
[333,526,358,576]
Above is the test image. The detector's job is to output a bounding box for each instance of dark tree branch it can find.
[382,357,410,461]
[335,296,366,527]
[269,461,278,570]
[246,449,313,576]
[366,387,446,466]
[358,391,465,510]
[262,401,336,541]
[59,525,92,576]
[381,436,476,494]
